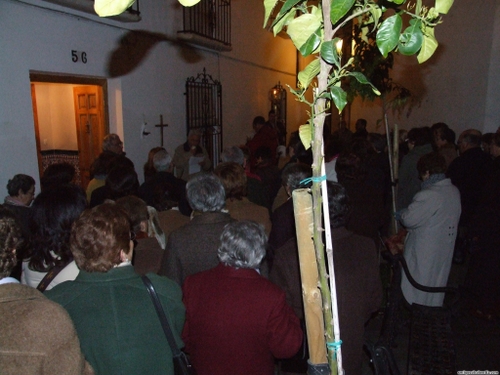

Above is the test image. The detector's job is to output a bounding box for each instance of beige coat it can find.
[225,197,272,236]
[0,282,94,375]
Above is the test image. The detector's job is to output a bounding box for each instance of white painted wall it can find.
[350,0,500,135]
[0,0,499,197]
[35,83,78,151]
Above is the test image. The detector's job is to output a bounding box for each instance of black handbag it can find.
[142,275,196,375]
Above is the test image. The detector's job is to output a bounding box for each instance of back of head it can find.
[407,127,432,147]
[253,116,266,127]
[220,146,245,165]
[0,205,24,278]
[91,152,119,177]
[105,165,139,200]
[152,149,172,172]
[186,173,226,212]
[417,152,447,176]
[218,220,267,269]
[214,162,247,200]
[7,174,35,196]
[336,152,363,181]
[30,184,87,271]
[281,162,312,192]
[71,203,130,273]
[460,129,482,148]
[41,163,75,191]
[102,133,122,152]
[115,195,149,233]
[368,133,386,153]
[327,182,351,228]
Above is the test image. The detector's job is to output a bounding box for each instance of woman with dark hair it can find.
[41,162,76,191]
[46,203,184,375]
[0,206,94,374]
[89,157,139,208]
[396,152,461,306]
[214,162,271,235]
[143,146,166,182]
[21,184,87,290]
[4,174,36,279]
[397,127,433,210]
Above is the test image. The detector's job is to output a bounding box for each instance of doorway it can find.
[30,72,109,189]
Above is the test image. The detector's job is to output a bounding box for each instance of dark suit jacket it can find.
[182,263,303,375]
[270,227,382,375]
[157,212,234,285]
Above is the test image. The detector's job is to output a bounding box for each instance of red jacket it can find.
[182,263,303,375]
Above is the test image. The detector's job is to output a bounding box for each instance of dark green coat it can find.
[46,266,185,375]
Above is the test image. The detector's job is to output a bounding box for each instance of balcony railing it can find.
[177,0,231,51]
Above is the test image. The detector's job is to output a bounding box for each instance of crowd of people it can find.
[1,118,499,374]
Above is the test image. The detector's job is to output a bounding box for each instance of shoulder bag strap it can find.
[37,264,66,292]
[141,275,182,357]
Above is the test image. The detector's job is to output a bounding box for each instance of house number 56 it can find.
[71,50,87,64]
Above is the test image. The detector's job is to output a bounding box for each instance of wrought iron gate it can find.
[185,68,223,168]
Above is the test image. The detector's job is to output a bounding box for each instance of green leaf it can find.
[263,0,279,27]
[330,86,347,113]
[368,6,382,30]
[435,0,454,14]
[287,13,323,55]
[299,27,322,56]
[94,0,136,16]
[376,14,402,57]
[272,9,296,36]
[330,0,355,26]
[417,27,438,63]
[398,21,423,55]
[272,0,302,27]
[299,124,313,150]
[298,59,320,89]
[320,38,341,67]
[386,0,405,4]
[349,72,381,95]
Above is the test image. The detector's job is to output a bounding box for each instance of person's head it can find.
[355,118,367,132]
[281,162,312,196]
[144,147,166,174]
[29,184,87,271]
[490,133,500,158]
[268,110,276,124]
[407,127,432,149]
[105,165,139,201]
[368,133,386,153]
[417,152,447,181]
[218,221,267,269]
[102,133,124,154]
[90,152,119,178]
[186,173,226,212]
[187,129,202,148]
[214,162,247,200]
[252,116,266,132]
[457,129,482,155]
[335,152,363,181]
[220,146,245,166]
[0,206,25,279]
[71,203,132,273]
[41,163,75,191]
[152,149,172,172]
[481,133,495,155]
[6,174,36,206]
[115,195,149,234]
[288,131,313,165]
[431,122,456,149]
[327,182,351,229]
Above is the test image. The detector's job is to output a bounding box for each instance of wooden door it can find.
[73,86,106,189]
